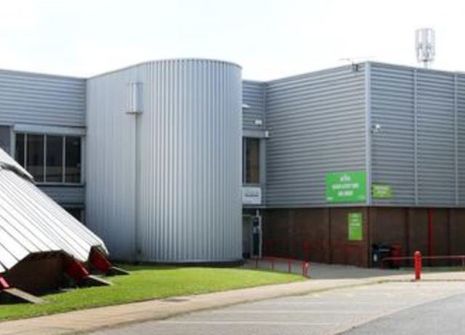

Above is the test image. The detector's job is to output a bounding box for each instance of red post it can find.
[414,251,422,281]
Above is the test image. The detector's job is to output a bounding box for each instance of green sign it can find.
[348,213,363,241]
[372,184,393,199]
[326,171,366,203]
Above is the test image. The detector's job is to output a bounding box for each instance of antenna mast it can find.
[415,28,435,69]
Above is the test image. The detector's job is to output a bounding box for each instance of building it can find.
[1,60,465,266]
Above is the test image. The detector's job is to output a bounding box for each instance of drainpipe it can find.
[127,82,143,261]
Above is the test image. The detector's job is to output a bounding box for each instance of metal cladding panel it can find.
[370,63,463,207]
[86,59,242,263]
[370,64,416,205]
[242,80,266,131]
[0,70,85,127]
[417,70,455,205]
[39,186,85,205]
[264,65,366,207]
[86,69,137,261]
[0,149,106,273]
[458,75,465,205]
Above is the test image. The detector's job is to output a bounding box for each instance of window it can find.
[27,134,44,182]
[243,137,260,184]
[15,133,82,184]
[15,133,25,167]
[46,136,63,182]
[65,137,81,183]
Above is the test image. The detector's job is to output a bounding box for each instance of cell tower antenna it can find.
[415,28,435,69]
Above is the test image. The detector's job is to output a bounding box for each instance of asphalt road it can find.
[343,291,465,334]
[91,281,465,335]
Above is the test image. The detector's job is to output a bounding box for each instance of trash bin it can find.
[389,244,402,269]
[371,244,391,268]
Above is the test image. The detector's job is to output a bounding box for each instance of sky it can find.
[0,0,464,80]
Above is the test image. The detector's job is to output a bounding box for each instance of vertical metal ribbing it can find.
[364,63,372,206]
[413,69,418,205]
[454,74,459,206]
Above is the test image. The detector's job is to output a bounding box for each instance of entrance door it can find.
[242,215,253,258]
[242,213,262,259]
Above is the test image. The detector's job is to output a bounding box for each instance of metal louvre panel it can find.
[265,65,366,207]
[0,70,85,127]
[39,186,84,205]
[0,155,106,273]
[86,59,242,263]
[242,80,266,131]
[370,64,415,205]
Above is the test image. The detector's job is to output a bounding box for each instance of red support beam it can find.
[0,276,10,290]
[66,258,89,282]
[89,249,112,273]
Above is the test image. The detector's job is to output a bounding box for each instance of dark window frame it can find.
[15,132,83,185]
[243,137,261,185]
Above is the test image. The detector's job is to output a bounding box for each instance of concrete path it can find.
[0,264,463,335]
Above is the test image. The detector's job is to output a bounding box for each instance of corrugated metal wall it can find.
[242,80,266,131]
[0,69,85,127]
[40,186,84,206]
[264,65,367,207]
[370,63,465,207]
[458,75,465,205]
[370,64,415,205]
[86,59,242,262]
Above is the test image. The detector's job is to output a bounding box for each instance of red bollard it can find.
[414,251,422,281]
[302,262,310,278]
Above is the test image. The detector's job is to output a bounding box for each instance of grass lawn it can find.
[0,265,304,321]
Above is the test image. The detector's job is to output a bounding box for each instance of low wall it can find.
[262,207,465,267]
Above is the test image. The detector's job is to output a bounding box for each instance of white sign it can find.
[242,186,262,205]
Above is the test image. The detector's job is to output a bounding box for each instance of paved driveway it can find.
[91,281,465,335]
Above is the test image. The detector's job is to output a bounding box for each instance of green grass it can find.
[0,265,304,321]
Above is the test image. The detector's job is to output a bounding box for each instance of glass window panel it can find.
[27,134,44,182]
[244,138,260,184]
[46,135,63,182]
[15,133,25,167]
[65,136,81,183]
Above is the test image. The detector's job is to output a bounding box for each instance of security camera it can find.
[371,124,382,133]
